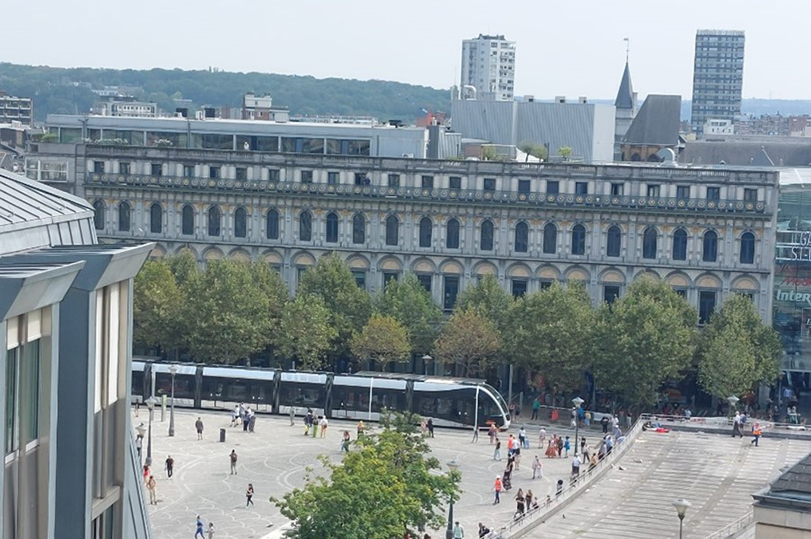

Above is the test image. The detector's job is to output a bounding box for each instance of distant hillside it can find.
[0,63,451,123]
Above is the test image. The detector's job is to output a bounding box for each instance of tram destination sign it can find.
[776,230,811,262]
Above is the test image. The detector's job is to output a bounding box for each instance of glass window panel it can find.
[93,200,105,231]
[703,230,718,262]
[299,211,312,241]
[511,279,527,298]
[147,131,187,148]
[326,139,342,155]
[266,210,279,240]
[480,220,494,251]
[385,215,399,246]
[607,226,621,257]
[326,212,339,243]
[417,274,432,292]
[59,128,82,144]
[256,136,279,152]
[642,227,657,259]
[514,222,528,252]
[446,219,460,249]
[443,276,459,311]
[571,224,586,255]
[150,203,162,234]
[208,207,221,237]
[5,348,18,454]
[281,137,297,153]
[419,218,432,247]
[234,208,247,238]
[118,202,131,232]
[353,214,366,244]
[604,285,620,305]
[673,229,688,261]
[699,291,716,324]
[543,223,557,254]
[302,138,324,154]
[740,232,755,264]
[348,140,370,155]
[201,133,233,150]
[182,205,194,235]
[546,181,559,195]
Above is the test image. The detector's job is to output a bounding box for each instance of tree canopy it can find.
[377,274,443,356]
[276,295,337,371]
[434,307,500,377]
[350,314,410,371]
[133,258,183,352]
[455,274,513,334]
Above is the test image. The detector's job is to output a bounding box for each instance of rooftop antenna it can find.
[624,37,630,63]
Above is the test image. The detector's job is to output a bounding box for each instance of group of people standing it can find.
[230,403,258,433]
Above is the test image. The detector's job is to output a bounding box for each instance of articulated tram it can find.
[132,359,511,429]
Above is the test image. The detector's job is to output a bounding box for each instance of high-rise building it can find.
[460,34,516,101]
[0,92,33,126]
[690,30,745,136]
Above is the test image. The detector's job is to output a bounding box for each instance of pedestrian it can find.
[538,427,546,449]
[305,409,313,434]
[206,522,216,539]
[564,436,571,457]
[514,488,525,517]
[427,418,434,438]
[312,416,319,438]
[165,455,174,478]
[246,483,254,507]
[238,403,245,424]
[493,475,502,504]
[600,415,609,434]
[452,521,465,539]
[342,430,351,452]
[525,489,534,510]
[503,459,514,491]
[589,452,598,470]
[571,454,581,479]
[493,437,501,461]
[289,406,296,426]
[249,410,256,433]
[195,417,204,440]
[229,449,238,475]
[357,420,365,437]
[135,434,142,460]
[514,447,521,471]
[532,455,543,479]
[532,397,540,420]
[584,409,591,428]
[147,475,157,504]
[732,411,741,437]
[319,416,328,438]
[231,405,239,427]
[581,436,587,455]
[751,422,762,447]
[488,424,497,444]
[478,522,490,538]
[556,436,563,457]
[195,516,205,539]
[507,434,516,456]
[518,426,527,449]
[243,410,251,432]
[142,464,150,485]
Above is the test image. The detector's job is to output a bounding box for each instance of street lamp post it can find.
[145,396,158,467]
[727,395,740,417]
[445,460,460,539]
[422,354,432,376]
[672,498,691,539]
[572,397,584,457]
[168,364,178,437]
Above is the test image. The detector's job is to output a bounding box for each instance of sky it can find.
[7,0,810,100]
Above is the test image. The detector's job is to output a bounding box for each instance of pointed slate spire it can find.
[615,62,635,110]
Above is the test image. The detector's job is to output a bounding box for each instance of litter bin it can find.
[219,428,226,443]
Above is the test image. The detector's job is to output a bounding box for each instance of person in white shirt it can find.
[319,416,328,438]
[538,427,546,448]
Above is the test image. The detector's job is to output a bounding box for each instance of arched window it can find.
[353,213,366,244]
[446,218,460,249]
[543,223,557,254]
[606,225,621,257]
[480,220,494,251]
[419,217,432,248]
[299,211,312,242]
[234,207,247,238]
[642,227,657,259]
[118,201,131,232]
[703,230,718,262]
[385,215,399,246]
[515,221,528,253]
[571,224,586,255]
[181,205,194,236]
[150,203,162,234]
[672,229,687,261]
[207,206,221,237]
[740,232,755,264]
[92,200,105,231]
[326,212,339,243]
[266,209,279,240]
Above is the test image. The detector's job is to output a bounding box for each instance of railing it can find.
[86,173,768,214]
[701,510,753,539]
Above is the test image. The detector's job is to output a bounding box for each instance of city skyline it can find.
[4,0,807,101]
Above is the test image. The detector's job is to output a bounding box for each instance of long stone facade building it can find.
[29,142,778,324]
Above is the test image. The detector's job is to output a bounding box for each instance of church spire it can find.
[615,39,635,110]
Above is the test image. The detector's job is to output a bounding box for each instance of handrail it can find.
[701,509,753,539]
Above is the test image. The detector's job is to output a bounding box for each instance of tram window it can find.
[371,388,405,413]
[131,371,145,399]
[279,382,325,408]
[413,386,477,424]
[332,386,370,412]
[154,373,195,400]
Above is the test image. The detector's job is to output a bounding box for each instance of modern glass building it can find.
[691,29,745,136]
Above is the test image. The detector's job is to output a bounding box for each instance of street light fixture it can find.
[145,396,158,467]
[727,395,740,417]
[422,354,432,376]
[135,423,146,462]
[572,397,584,457]
[168,364,178,437]
[445,460,460,539]
[672,498,691,539]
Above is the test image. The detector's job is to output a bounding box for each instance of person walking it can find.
[532,397,540,420]
[732,412,742,438]
[478,523,490,538]
[195,417,204,440]
[319,416,328,438]
[488,424,497,444]
[538,427,546,449]
[493,437,501,461]
[206,522,216,539]
[525,489,534,510]
[518,427,527,449]
[165,455,174,479]
[248,410,256,433]
[571,454,581,480]
[427,418,434,438]
[289,406,296,426]
[514,488,526,517]
[532,455,543,479]
[195,516,205,539]
[229,450,238,475]
[341,430,351,453]
[357,420,365,438]
[142,464,150,485]
[751,422,762,447]
[564,436,571,457]
[452,521,465,539]
[147,475,157,504]
[231,405,239,427]
[600,415,609,434]
[135,433,143,460]
[493,476,502,504]
[243,410,251,432]
[246,483,255,507]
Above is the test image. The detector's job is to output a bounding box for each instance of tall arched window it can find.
[92,200,105,231]
[353,213,366,244]
[208,206,221,237]
[326,212,339,243]
[419,217,432,248]
[606,225,621,257]
[118,201,131,232]
[740,232,755,264]
[543,223,557,254]
[181,205,194,235]
[266,209,279,240]
[703,230,718,262]
[234,207,247,238]
[571,224,586,255]
[642,227,657,259]
[150,203,162,234]
[446,218,460,249]
[385,215,399,246]
[299,211,312,241]
[480,220,494,251]
[672,229,687,261]
[515,221,528,253]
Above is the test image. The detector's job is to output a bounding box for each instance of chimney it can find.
[578,96,588,104]
[525,95,535,103]
[555,96,566,104]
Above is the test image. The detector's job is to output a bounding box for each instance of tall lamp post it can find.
[445,460,460,539]
[727,395,740,418]
[145,396,158,467]
[572,397,584,456]
[168,364,178,437]
[422,354,432,376]
[672,498,691,539]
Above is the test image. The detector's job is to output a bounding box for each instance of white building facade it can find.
[461,34,516,101]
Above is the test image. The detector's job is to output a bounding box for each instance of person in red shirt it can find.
[493,476,503,504]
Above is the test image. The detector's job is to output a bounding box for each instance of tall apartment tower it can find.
[690,30,745,136]
[460,34,516,101]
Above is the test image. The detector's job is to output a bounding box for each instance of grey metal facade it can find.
[691,30,745,136]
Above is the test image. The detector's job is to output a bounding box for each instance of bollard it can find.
[220,428,226,443]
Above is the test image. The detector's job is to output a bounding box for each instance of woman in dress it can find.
[514,488,525,517]
[545,439,557,458]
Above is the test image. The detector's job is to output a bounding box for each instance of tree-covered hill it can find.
[0,62,451,123]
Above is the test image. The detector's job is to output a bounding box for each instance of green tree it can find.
[276,295,337,370]
[298,253,372,355]
[434,308,500,377]
[594,277,698,407]
[167,250,200,288]
[557,146,573,161]
[350,314,410,371]
[518,142,549,161]
[272,412,459,539]
[378,273,443,355]
[251,261,289,329]
[504,282,595,388]
[183,259,271,364]
[455,274,513,333]
[697,294,781,399]
[133,258,182,352]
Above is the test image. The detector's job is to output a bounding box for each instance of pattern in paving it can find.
[525,429,809,539]
[137,409,584,539]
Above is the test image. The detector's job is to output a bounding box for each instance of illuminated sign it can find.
[776,230,811,261]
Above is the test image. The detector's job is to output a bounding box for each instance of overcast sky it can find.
[7,0,808,100]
